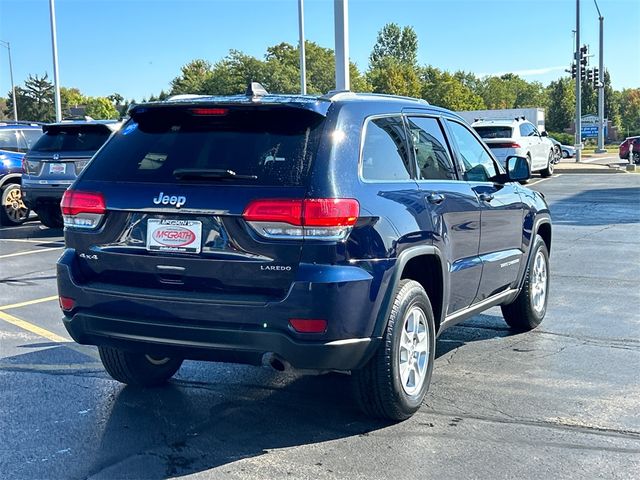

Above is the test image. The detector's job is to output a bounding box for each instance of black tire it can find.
[633,152,640,165]
[352,279,436,421]
[540,150,554,178]
[98,346,183,387]
[501,235,549,331]
[36,205,64,228]
[0,183,30,226]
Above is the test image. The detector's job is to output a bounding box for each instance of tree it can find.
[369,23,418,67]
[170,59,214,95]
[602,70,621,127]
[368,57,420,97]
[60,87,84,117]
[619,88,640,136]
[5,73,55,122]
[546,77,575,132]
[420,66,485,111]
[84,97,119,119]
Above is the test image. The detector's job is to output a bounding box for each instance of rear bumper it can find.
[21,180,70,209]
[57,249,389,371]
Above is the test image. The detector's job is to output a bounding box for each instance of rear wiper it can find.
[173,168,258,180]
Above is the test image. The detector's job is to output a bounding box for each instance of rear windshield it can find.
[473,126,513,139]
[31,126,111,153]
[81,108,325,186]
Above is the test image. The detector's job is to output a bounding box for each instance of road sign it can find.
[582,125,607,138]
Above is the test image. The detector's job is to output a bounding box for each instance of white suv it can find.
[472,118,555,177]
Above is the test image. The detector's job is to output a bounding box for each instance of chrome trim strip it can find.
[324,338,371,346]
[444,288,518,324]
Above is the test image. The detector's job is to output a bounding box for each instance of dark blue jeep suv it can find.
[57,89,551,420]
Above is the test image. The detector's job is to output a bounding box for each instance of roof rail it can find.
[0,120,44,126]
[360,92,429,105]
[320,90,355,101]
[166,94,208,101]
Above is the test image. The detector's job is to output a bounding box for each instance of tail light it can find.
[243,198,359,241]
[61,190,106,229]
[21,157,40,175]
[490,143,521,149]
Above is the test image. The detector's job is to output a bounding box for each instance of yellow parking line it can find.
[0,295,59,311]
[0,247,64,259]
[0,310,68,343]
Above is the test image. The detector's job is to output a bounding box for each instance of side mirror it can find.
[540,130,548,137]
[506,155,531,182]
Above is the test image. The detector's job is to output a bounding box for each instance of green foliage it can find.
[619,88,640,136]
[5,73,55,122]
[546,77,575,132]
[368,57,421,97]
[547,131,573,145]
[420,66,484,110]
[170,59,214,95]
[369,23,418,67]
[84,97,119,119]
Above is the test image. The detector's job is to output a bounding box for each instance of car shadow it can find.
[2,312,517,479]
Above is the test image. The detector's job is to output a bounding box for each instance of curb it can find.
[554,166,627,174]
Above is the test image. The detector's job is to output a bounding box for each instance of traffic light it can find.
[580,64,586,79]
[592,67,600,87]
[570,63,577,79]
[586,69,594,84]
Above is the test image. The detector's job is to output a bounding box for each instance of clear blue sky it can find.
[0,0,638,101]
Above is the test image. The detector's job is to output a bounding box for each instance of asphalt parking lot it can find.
[1,173,639,480]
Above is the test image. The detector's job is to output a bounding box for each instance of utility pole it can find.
[49,0,62,122]
[594,0,606,153]
[0,40,18,121]
[298,0,307,95]
[334,0,350,91]
[575,0,582,162]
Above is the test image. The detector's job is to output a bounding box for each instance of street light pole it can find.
[594,0,606,153]
[0,40,18,121]
[49,0,62,122]
[334,0,350,91]
[575,0,582,163]
[298,0,307,95]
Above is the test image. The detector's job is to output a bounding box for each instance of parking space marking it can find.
[0,238,64,245]
[0,310,68,343]
[0,295,59,311]
[0,363,103,372]
[0,247,64,259]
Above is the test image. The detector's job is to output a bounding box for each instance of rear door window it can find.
[406,116,456,180]
[361,116,412,181]
[81,108,325,186]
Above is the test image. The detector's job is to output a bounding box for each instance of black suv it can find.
[21,120,119,228]
[57,89,551,420]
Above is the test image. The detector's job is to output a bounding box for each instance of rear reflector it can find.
[61,190,106,229]
[190,108,228,116]
[243,198,359,241]
[59,296,75,311]
[289,318,327,333]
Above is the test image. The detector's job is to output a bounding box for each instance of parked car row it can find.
[0,120,120,227]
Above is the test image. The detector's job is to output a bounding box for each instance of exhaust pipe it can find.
[262,352,291,372]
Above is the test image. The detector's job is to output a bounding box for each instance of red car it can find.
[619,136,639,163]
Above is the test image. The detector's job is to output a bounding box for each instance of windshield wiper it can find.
[173,168,258,180]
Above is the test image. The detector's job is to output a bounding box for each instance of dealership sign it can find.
[581,114,607,138]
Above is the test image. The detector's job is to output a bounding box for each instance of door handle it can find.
[426,193,445,205]
[478,192,494,203]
